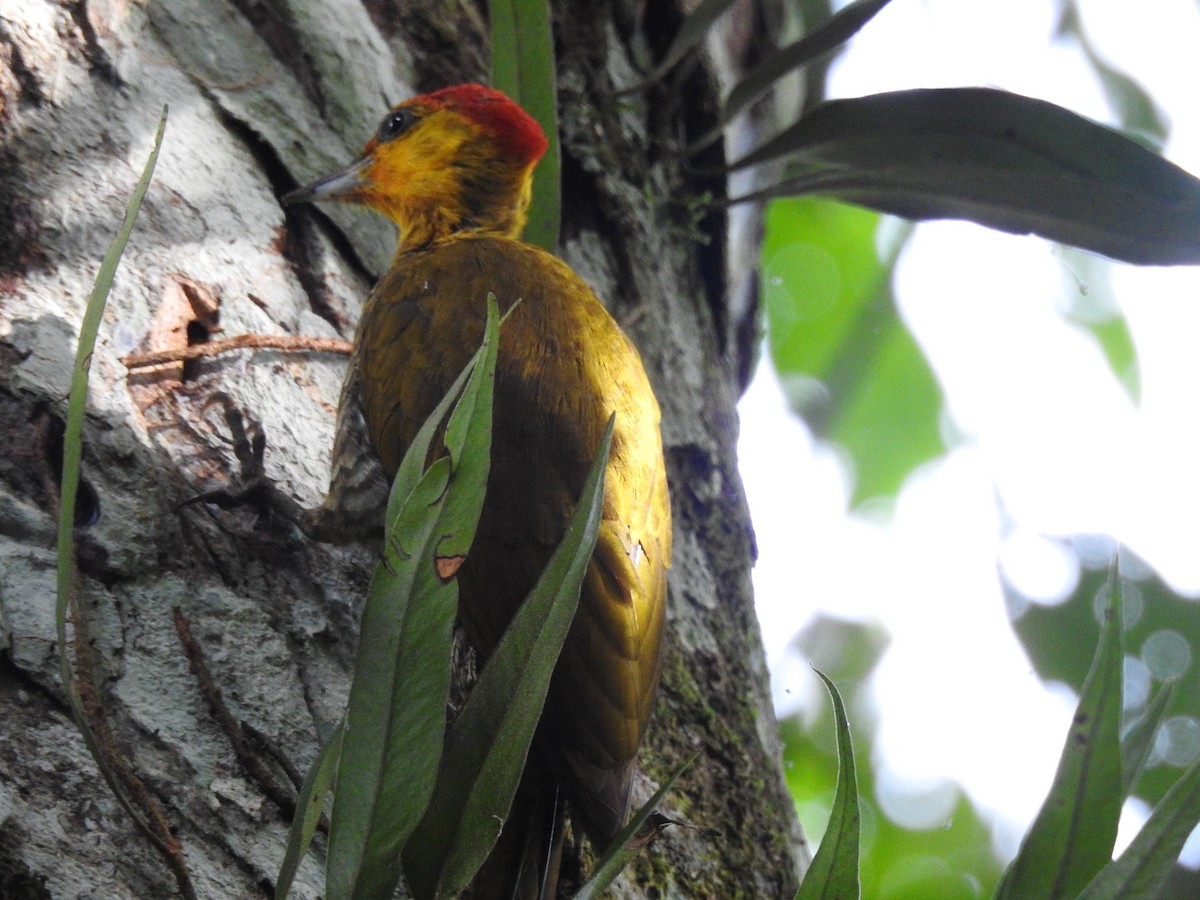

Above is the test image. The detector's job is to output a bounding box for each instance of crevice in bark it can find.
[677,64,731,359]
[212,106,368,336]
[64,0,123,89]
[0,24,45,112]
[0,651,66,714]
[227,0,327,116]
[0,150,48,277]
[0,822,52,900]
[34,405,101,528]
[365,0,488,90]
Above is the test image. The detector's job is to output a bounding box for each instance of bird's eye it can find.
[377,109,417,142]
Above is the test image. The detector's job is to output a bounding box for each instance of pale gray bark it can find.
[0,1,805,896]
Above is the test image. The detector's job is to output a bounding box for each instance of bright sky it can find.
[739,0,1200,866]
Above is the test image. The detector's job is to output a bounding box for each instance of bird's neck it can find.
[394,164,535,252]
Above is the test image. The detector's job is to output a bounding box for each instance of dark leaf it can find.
[691,0,896,152]
[641,0,736,86]
[731,88,1200,265]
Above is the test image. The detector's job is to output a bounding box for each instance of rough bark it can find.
[0,1,805,897]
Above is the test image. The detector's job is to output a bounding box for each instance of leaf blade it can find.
[404,415,614,898]
[1078,747,1200,899]
[644,0,736,85]
[997,569,1125,899]
[489,0,560,251]
[731,88,1200,265]
[55,106,169,851]
[795,669,861,900]
[692,0,895,151]
[275,729,343,900]
[326,302,501,900]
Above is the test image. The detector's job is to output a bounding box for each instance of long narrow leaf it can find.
[997,571,1125,899]
[55,106,167,842]
[1078,748,1200,899]
[691,0,896,152]
[326,302,501,900]
[1121,684,1175,796]
[404,416,615,899]
[276,728,343,900]
[796,670,860,900]
[729,88,1200,265]
[762,197,933,503]
[489,0,559,251]
[385,309,492,528]
[574,750,701,900]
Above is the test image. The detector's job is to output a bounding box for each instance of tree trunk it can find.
[0,1,805,896]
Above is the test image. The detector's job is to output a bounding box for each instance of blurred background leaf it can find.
[762,196,938,504]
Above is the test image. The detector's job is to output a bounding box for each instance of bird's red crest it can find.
[421,84,549,168]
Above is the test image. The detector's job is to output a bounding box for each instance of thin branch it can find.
[122,334,353,370]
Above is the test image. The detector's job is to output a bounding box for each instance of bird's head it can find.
[284,84,548,250]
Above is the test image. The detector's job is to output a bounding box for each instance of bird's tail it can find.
[463,770,565,900]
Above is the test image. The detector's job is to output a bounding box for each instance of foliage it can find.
[999,569,1200,900]
[275,300,613,898]
[489,0,559,251]
[321,299,500,900]
[761,197,934,503]
[779,619,1003,899]
[795,671,861,899]
[1011,554,1200,810]
[789,570,1200,900]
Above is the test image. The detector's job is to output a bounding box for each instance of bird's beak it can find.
[282,157,371,206]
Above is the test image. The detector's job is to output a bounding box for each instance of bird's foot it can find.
[183,393,284,528]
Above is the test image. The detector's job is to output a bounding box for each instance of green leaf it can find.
[1078,747,1200,899]
[326,301,501,900]
[796,670,860,900]
[574,750,701,900]
[1055,248,1140,401]
[1121,684,1174,796]
[403,415,614,899]
[55,105,167,844]
[997,569,1125,899]
[691,0,896,152]
[1057,4,1168,148]
[731,88,1200,265]
[489,0,560,251]
[1011,557,1200,809]
[276,728,343,900]
[763,197,940,503]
